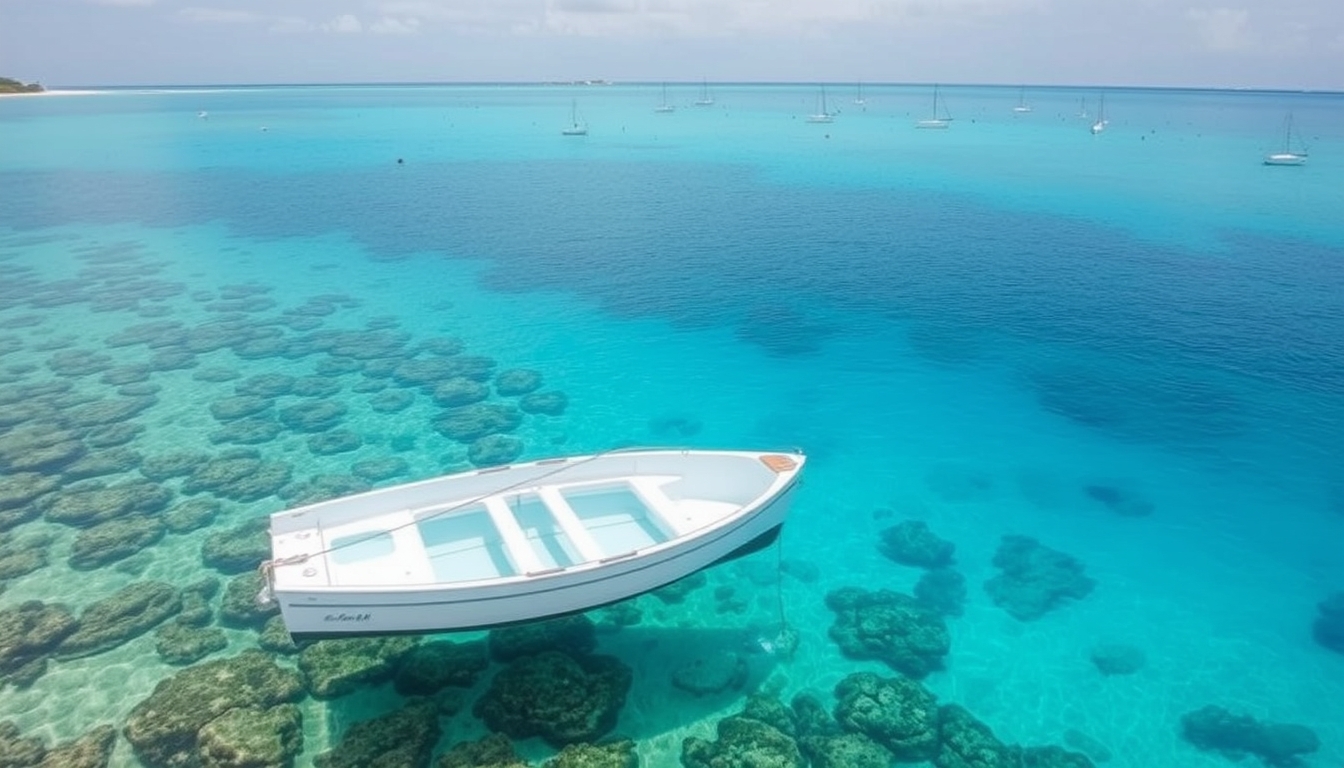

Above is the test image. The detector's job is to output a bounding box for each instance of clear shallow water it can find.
[0,84,1341,767]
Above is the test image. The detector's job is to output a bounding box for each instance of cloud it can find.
[181,0,1046,40]
[363,0,1039,38]
[369,17,423,35]
[178,7,263,24]
[325,14,364,33]
[1186,7,1253,51]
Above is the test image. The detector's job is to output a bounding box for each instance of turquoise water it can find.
[1,84,1341,767]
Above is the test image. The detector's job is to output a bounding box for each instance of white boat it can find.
[806,87,834,123]
[695,79,715,106]
[1264,112,1307,166]
[916,84,951,128]
[261,448,806,639]
[1090,93,1108,134]
[854,81,867,107]
[1012,87,1032,113]
[654,83,675,113]
[561,98,588,136]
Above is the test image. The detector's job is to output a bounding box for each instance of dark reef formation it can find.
[1311,591,1344,655]
[878,519,956,569]
[825,587,951,678]
[1180,704,1319,767]
[984,535,1095,620]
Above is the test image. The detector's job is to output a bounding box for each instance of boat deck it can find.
[272,475,741,588]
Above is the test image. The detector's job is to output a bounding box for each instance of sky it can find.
[1,0,1341,90]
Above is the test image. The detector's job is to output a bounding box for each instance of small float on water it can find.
[260,448,805,640]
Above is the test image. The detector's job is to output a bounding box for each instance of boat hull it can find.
[1263,153,1305,166]
[285,522,784,641]
[268,450,803,639]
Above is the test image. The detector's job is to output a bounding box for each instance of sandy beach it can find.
[0,88,103,98]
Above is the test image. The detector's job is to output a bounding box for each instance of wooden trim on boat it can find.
[760,454,798,473]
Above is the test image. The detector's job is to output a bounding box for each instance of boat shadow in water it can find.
[594,622,795,739]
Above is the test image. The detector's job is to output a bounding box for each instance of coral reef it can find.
[468,434,524,467]
[297,636,420,699]
[437,733,528,768]
[520,391,569,416]
[474,651,632,747]
[154,623,228,666]
[488,615,598,662]
[68,516,165,569]
[984,535,1095,621]
[914,568,967,617]
[123,651,305,768]
[682,713,806,768]
[825,587,950,678]
[545,739,638,768]
[219,571,279,629]
[878,520,956,568]
[56,581,181,659]
[0,601,77,688]
[434,403,524,442]
[1311,591,1344,655]
[671,649,749,696]
[201,517,271,574]
[196,704,303,768]
[433,377,490,407]
[496,368,543,397]
[0,721,117,768]
[40,479,172,528]
[1180,705,1319,767]
[833,672,941,762]
[393,639,490,696]
[1089,643,1145,676]
[1083,482,1154,517]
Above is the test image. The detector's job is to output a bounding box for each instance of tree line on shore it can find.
[0,77,45,94]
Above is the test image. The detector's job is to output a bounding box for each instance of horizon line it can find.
[34,80,1344,96]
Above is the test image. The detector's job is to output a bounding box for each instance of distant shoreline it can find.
[0,89,103,98]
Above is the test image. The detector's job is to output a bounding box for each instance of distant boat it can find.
[654,83,675,113]
[561,98,588,136]
[854,81,867,106]
[261,448,806,639]
[916,84,951,129]
[806,87,834,123]
[1264,112,1307,166]
[1090,93,1108,134]
[1077,96,1088,119]
[197,111,208,119]
[695,80,715,106]
[1012,87,1032,113]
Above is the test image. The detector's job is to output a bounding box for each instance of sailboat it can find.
[854,81,867,106]
[561,98,588,136]
[695,79,715,106]
[915,84,951,129]
[1012,87,1032,113]
[1264,113,1307,165]
[654,83,675,113]
[1090,93,1108,134]
[806,87,834,123]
